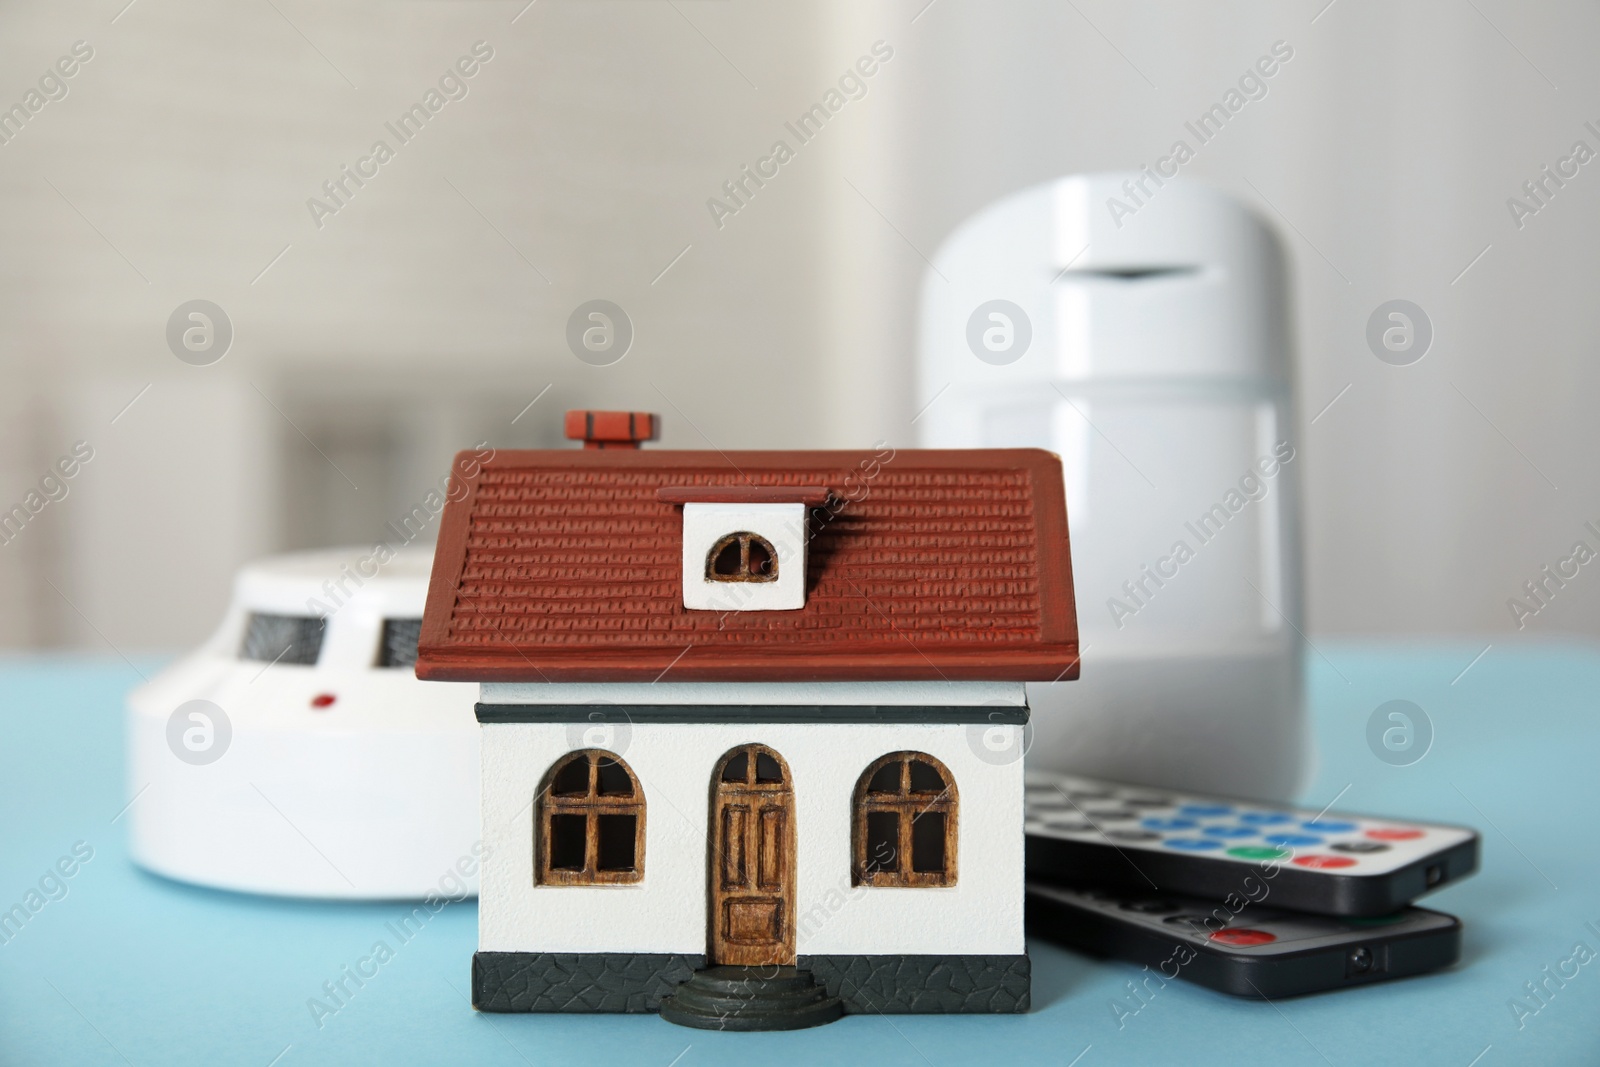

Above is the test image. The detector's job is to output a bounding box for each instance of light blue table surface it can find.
[2,641,1597,1066]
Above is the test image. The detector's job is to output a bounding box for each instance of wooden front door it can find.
[709,744,795,966]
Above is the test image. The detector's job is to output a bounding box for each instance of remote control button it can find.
[1366,828,1424,841]
[1210,928,1276,946]
[1238,812,1295,825]
[1041,817,1092,833]
[1332,840,1390,853]
[1119,899,1180,913]
[1202,826,1257,839]
[1293,854,1357,869]
[1179,803,1234,816]
[1122,795,1173,808]
[1301,819,1357,833]
[1163,914,1216,929]
[1264,833,1323,847]
[1067,787,1114,800]
[1104,830,1161,842]
[1081,808,1139,821]
[1227,846,1290,860]
[1041,809,1088,821]
[1141,817,1197,831]
[1165,838,1222,851]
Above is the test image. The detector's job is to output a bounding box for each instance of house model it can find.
[415,410,1078,1030]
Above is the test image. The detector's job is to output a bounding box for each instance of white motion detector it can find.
[126,548,480,899]
[918,173,1307,800]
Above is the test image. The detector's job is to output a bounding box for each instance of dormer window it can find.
[706,532,778,583]
[658,485,829,612]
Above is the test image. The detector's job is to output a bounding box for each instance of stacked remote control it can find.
[1023,770,1480,997]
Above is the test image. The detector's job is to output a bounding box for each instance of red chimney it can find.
[564,410,659,450]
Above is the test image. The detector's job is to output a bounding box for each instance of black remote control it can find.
[1025,770,1479,916]
[1028,881,1463,999]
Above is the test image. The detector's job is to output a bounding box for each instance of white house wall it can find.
[478,721,1024,957]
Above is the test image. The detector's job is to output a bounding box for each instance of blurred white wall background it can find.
[0,0,1594,652]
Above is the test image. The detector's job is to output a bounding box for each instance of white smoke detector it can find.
[125,547,480,899]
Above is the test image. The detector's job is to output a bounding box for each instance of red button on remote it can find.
[1293,854,1357,869]
[1211,928,1276,946]
[310,693,337,709]
[1366,828,1423,841]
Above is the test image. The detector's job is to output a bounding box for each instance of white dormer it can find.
[658,486,828,612]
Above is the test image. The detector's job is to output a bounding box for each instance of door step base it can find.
[658,966,843,1031]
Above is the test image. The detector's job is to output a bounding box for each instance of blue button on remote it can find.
[1302,819,1357,833]
[1264,833,1324,847]
[1201,825,1257,839]
[1239,812,1294,825]
[1178,804,1233,816]
[1141,817,1197,831]
[1164,838,1222,851]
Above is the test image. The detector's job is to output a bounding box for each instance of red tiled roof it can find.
[416,447,1078,682]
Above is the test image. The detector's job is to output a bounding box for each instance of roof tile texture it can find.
[417,449,1078,682]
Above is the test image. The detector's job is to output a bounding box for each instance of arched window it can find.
[536,750,644,885]
[852,752,957,887]
[705,532,778,583]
